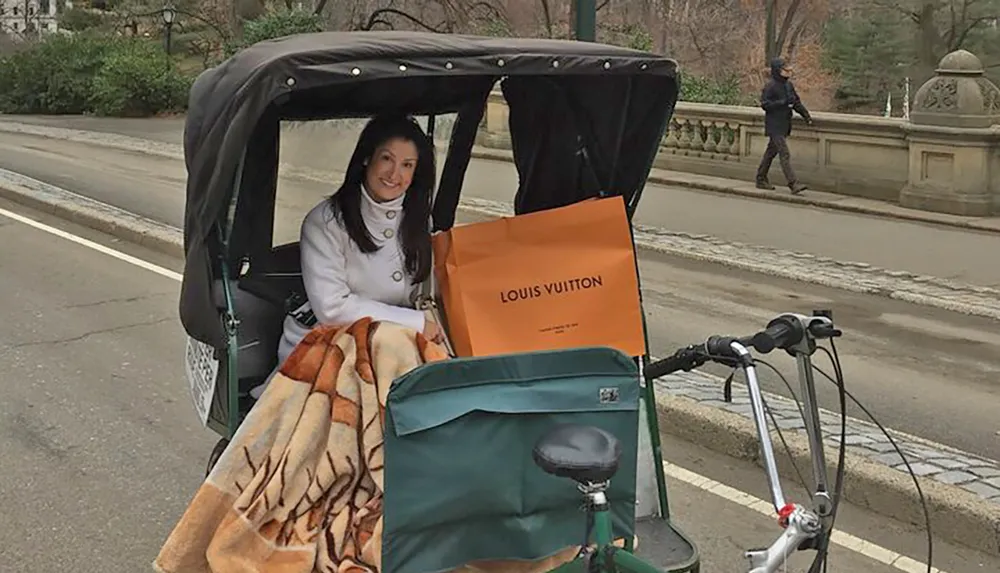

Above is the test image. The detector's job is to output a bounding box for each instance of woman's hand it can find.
[423,319,445,344]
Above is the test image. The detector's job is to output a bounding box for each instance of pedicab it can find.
[177,30,705,572]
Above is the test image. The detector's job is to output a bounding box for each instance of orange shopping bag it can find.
[431,196,647,358]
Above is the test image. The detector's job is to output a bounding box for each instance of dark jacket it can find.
[760,58,811,137]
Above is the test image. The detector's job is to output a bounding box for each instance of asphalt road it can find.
[0,130,997,462]
[1,198,994,573]
[5,115,1000,288]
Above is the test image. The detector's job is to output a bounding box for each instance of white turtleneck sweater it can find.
[274,187,426,366]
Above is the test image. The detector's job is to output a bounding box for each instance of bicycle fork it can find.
[732,314,835,572]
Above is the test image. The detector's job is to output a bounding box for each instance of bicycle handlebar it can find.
[644,312,843,573]
[643,312,841,382]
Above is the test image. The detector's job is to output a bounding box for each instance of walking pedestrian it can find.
[756,57,813,194]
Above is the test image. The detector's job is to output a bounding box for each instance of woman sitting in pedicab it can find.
[249,114,446,399]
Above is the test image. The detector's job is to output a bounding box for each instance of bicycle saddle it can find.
[532,423,622,484]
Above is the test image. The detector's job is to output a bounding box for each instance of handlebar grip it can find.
[644,345,705,381]
[644,355,681,381]
[643,359,674,381]
[759,317,802,351]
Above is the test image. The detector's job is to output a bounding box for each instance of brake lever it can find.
[722,368,738,403]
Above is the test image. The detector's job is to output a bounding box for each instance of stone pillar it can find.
[900,50,1000,216]
[476,90,512,150]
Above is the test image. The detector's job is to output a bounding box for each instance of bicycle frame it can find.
[547,480,666,573]
[640,311,840,573]
[729,313,836,572]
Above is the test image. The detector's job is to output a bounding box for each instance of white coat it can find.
[250,187,426,398]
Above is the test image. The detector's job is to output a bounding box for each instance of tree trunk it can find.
[916,1,940,68]
[764,0,775,65]
[565,0,574,39]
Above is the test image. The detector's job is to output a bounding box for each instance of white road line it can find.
[662,461,942,573]
[0,206,182,282]
[0,204,941,573]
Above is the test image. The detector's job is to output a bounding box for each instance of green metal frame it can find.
[573,0,597,42]
[220,258,240,439]
[218,147,249,441]
[627,98,680,522]
[543,501,694,573]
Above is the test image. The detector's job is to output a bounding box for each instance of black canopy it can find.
[180,31,679,347]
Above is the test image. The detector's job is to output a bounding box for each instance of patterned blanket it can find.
[153,317,580,573]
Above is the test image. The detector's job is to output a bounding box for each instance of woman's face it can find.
[364,136,419,202]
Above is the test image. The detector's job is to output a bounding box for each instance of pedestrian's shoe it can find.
[789,182,807,195]
[755,179,775,190]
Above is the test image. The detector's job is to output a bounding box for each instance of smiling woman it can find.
[250,114,442,399]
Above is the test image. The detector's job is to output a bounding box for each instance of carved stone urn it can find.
[910,49,1000,129]
[900,50,1000,216]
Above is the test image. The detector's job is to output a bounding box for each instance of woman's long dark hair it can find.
[328,114,435,283]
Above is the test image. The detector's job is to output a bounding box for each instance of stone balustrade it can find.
[655,103,912,203]
[477,49,1000,217]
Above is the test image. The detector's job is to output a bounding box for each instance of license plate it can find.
[185,336,220,426]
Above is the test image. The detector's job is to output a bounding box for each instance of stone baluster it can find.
[675,119,691,151]
[729,123,740,157]
[685,119,700,154]
[715,122,727,155]
[725,122,741,157]
[698,119,715,156]
[662,119,680,151]
[687,120,701,154]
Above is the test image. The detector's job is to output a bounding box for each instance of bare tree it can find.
[356,1,506,32]
[873,0,1000,66]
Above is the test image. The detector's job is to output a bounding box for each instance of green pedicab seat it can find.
[382,346,698,573]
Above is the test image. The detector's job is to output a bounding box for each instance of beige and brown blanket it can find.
[154,317,581,573]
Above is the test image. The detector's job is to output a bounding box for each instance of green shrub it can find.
[89,39,191,116]
[0,33,192,117]
[58,7,111,32]
[225,8,324,56]
[601,23,653,52]
[0,33,114,114]
[678,73,748,106]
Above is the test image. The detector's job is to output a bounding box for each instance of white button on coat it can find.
[274,186,425,365]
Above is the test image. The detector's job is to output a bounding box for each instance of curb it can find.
[655,392,1000,558]
[1,175,997,557]
[0,168,184,258]
[468,147,1000,237]
[648,175,1000,236]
